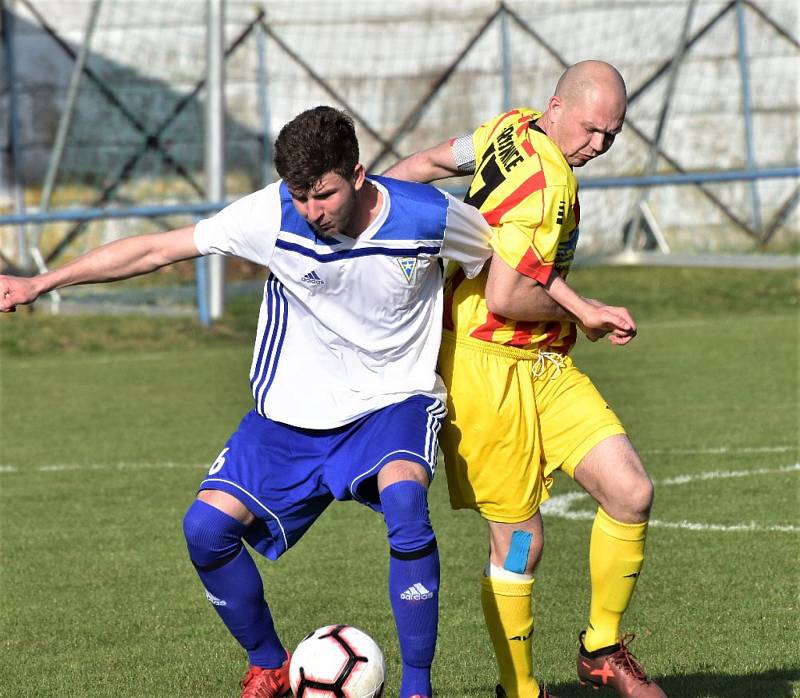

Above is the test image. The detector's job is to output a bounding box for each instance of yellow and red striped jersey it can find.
[444,108,580,353]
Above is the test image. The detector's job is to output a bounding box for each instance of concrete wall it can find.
[1,0,797,262]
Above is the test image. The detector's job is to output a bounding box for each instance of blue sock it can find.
[183,499,286,669]
[381,480,439,698]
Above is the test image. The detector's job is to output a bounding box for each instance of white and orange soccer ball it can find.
[289,624,386,698]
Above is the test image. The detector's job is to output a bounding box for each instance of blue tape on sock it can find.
[503,530,533,574]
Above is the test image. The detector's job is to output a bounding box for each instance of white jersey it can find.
[194,175,491,428]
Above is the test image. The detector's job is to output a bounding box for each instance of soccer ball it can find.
[289,624,386,698]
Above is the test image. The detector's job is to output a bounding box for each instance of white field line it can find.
[0,461,203,474]
[3,444,795,476]
[640,445,797,456]
[3,456,799,533]
[541,463,800,533]
[636,314,796,330]
[2,347,241,369]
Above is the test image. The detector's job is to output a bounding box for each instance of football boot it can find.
[240,653,291,698]
[577,632,666,697]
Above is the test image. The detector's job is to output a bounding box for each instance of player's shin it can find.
[584,506,647,652]
[381,480,439,698]
[183,499,287,669]
[482,563,538,698]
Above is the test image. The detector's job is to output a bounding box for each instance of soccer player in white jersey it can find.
[0,106,495,698]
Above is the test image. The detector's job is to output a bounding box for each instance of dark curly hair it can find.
[273,106,359,192]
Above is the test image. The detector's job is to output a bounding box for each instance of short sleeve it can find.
[194,183,282,266]
[439,190,493,278]
[489,183,573,285]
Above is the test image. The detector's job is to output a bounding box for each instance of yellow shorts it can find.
[438,332,625,523]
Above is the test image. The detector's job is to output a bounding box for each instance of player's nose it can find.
[590,131,606,153]
[306,199,324,223]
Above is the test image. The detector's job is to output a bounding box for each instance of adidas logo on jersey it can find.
[301,270,325,286]
[400,582,434,601]
[205,590,227,606]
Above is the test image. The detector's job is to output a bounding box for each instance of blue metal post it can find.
[499,4,511,112]
[735,0,762,233]
[2,3,29,270]
[195,255,211,327]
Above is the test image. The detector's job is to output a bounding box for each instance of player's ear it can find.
[351,163,366,191]
[548,95,562,123]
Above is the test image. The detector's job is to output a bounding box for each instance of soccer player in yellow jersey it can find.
[385,61,667,698]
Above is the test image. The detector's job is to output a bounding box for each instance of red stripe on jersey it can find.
[442,267,466,331]
[470,311,507,342]
[516,115,535,136]
[482,169,546,227]
[537,322,577,354]
[486,109,521,140]
[573,199,581,225]
[521,139,535,156]
[508,321,539,346]
[514,246,553,285]
[539,321,563,348]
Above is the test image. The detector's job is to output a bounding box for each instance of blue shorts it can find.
[198,395,446,560]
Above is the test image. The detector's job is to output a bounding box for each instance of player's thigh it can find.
[197,488,257,526]
[197,410,335,560]
[329,395,445,509]
[572,434,653,522]
[487,511,545,573]
[537,358,626,480]
[439,335,547,523]
[378,459,430,492]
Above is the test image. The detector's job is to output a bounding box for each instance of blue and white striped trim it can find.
[250,276,288,416]
[200,477,288,552]
[348,398,446,500]
[275,238,440,262]
[349,448,431,505]
[424,399,447,468]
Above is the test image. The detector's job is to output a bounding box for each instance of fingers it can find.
[612,306,637,333]
[599,308,632,332]
[0,276,30,312]
[608,332,634,346]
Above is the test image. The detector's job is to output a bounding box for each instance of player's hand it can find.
[0,275,39,313]
[581,301,637,345]
[579,324,610,342]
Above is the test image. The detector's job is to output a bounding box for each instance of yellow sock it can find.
[481,574,539,698]
[583,506,648,652]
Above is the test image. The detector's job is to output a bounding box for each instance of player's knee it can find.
[183,499,248,570]
[615,472,654,521]
[528,531,545,571]
[380,480,436,555]
[495,528,544,575]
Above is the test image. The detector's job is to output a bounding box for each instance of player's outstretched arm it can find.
[0,225,200,313]
[545,274,636,345]
[485,253,637,345]
[383,140,463,183]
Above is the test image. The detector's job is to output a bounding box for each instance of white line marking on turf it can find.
[540,464,800,533]
[640,445,796,456]
[658,463,800,485]
[0,461,204,474]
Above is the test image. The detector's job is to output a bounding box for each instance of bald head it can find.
[539,61,627,167]
[555,60,627,108]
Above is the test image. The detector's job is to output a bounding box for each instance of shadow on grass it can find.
[460,668,799,697]
[545,668,800,698]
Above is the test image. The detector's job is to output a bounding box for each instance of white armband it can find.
[451,134,476,174]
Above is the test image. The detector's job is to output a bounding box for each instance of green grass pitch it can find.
[1,266,798,697]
